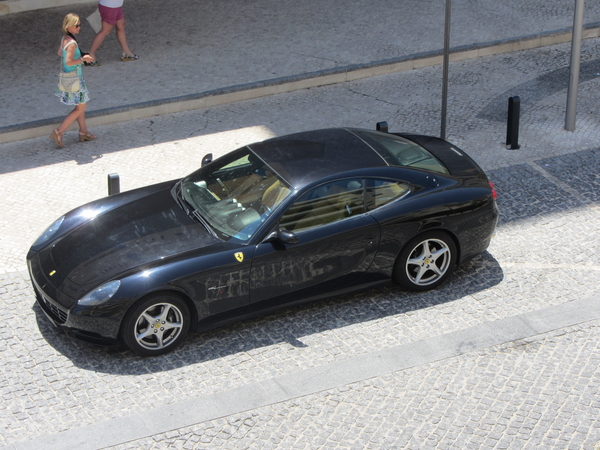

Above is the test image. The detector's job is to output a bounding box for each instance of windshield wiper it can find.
[171,181,191,214]
[192,210,219,238]
[173,181,219,239]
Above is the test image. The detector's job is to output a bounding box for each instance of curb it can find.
[1,24,599,144]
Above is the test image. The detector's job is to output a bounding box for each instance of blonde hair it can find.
[61,13,80,34]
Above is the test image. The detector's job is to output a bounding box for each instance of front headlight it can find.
[78,280,121,306]
[33,216,65,247]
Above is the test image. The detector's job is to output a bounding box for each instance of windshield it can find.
[178,148,291,242]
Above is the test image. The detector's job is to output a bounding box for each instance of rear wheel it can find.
[121,293,190,356]
[394,231,457,291]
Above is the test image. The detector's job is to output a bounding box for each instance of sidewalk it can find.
[0,0,91,15]
[1,0,599,142]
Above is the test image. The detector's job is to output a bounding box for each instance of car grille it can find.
[40,295,69,324]
[29,272,69,325]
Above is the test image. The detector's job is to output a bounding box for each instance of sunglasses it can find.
[74,23,81,27]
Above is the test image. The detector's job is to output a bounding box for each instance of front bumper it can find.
[28,255,121,345]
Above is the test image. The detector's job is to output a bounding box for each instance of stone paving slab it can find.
[0,37,599,450]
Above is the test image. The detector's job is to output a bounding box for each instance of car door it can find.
[172,243,255,319]
[249,178,381,305]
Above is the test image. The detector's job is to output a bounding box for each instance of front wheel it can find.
[121,293,190,356]
[394,231,457,291]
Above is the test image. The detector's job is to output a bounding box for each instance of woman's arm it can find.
[64,40,83,66]
[62,39,93,65]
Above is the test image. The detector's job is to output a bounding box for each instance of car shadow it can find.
[33,250,503,374]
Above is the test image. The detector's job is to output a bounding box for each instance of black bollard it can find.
[108,173,120,196]
[376,121,389,133]
[506,96,520,150]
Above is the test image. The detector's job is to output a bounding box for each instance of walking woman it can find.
[50,13,96,147]
[88,0,138,65]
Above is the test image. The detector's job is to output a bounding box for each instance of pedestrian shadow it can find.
[32,250,503,374]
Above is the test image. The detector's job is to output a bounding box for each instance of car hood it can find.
[50,186,221,286]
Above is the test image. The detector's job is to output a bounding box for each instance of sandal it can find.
[121,53,139,62]
[49,129,64,147]
[79,131,97,142]
[84,60,101,67]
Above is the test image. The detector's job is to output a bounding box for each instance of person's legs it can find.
[57,106,82,134]
[89,21,115,60]
[76,104,96,141]
[76,104,89,131]
[51,104,88,146]
[115,17,134,56]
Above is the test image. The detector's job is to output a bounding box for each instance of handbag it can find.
[86,8,102,33]
[59,71,80,93]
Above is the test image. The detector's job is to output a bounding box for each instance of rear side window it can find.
[353,130,449,175]
[366,179,410,211]
[279,179,364,232]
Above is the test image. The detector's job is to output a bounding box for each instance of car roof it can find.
[247,128,387,189]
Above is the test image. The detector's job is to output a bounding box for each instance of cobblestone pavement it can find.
[107,324,600,450]
[1,38,600,450]
[1,0,600,129]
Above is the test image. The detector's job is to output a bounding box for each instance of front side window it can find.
[180,149,291,241]
[280,179,364,232]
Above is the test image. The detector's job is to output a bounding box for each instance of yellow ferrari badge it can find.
[234,252,244,263]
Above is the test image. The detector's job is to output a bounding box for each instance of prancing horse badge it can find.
[234,252,244,262]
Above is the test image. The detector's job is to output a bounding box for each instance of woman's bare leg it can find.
[58,103,87,134]
[115,17,133,55]
[89,21,115,60]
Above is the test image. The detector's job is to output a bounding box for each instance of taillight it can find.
[489,181,497,200]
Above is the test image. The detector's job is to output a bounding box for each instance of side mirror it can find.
[201,153,213,167]
[278,230,299,244]
[263,229,298,245]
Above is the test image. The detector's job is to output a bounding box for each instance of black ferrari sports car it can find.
[27,125,498,356]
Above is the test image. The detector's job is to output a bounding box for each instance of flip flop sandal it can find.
[121,53,139,62]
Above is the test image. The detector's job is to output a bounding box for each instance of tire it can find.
[121,292,190,356]
[394,231,457,291]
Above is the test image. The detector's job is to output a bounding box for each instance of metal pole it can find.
[440,0,451,140]
[565,0,585,131]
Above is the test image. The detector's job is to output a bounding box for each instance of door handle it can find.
[363,236,376,246]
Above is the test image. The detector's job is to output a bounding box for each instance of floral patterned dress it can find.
[55,38,90,105]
